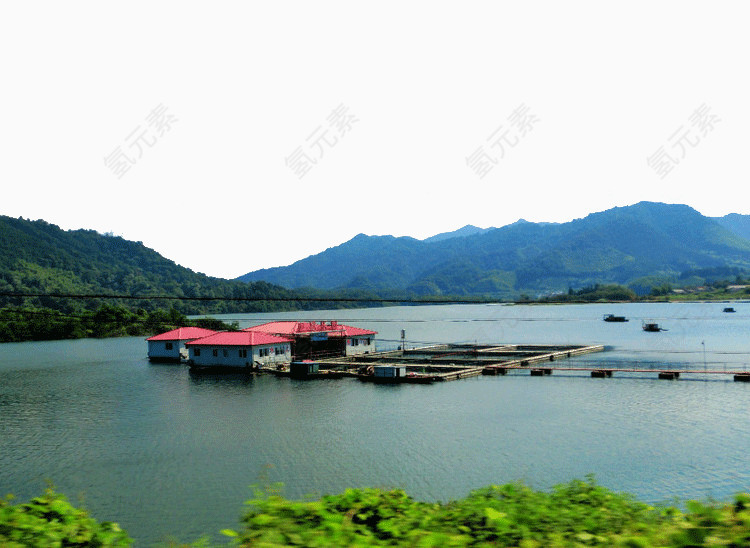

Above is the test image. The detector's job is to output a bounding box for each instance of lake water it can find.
[1,302,750,545]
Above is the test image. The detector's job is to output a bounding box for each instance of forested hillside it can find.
[0,215,360,317]
[4,202,750,343]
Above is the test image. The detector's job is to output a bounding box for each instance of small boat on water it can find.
[723,307,736,313]
[270,361,346,379]
[642,322,666,332]
[357,364,436,384]
[603,314,629,322]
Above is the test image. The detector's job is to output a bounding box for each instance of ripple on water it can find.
[1,307,750,544]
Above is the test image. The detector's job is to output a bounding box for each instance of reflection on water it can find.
[1,303,749,544]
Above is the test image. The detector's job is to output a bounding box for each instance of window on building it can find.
[223,349,228,357]
[213,349,218,357]
[165,342,173,350]
[194,348,201,356]
[352,338,359,346]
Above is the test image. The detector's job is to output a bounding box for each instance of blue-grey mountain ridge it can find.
[236,202,750,298]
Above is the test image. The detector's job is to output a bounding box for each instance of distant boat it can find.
[642,322,666,332]
[603,314,629,322]
[723,307,736,313]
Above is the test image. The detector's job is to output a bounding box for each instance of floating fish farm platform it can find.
[311,343,750,382]
[319,343,606,382]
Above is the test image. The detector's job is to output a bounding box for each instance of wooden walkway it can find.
[482,365,750,381]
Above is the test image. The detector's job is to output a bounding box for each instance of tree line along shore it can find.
[1,277,748,344]
[0,305,239,344]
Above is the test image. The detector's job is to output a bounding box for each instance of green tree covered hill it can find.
[0,215,364,318]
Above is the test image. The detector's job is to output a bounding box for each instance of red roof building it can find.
[186,331,292,347]
[146,327,219,362]
[244,321,377,359]
[147,327,218,342]
[245,320,376,337]
[185,331,293,370]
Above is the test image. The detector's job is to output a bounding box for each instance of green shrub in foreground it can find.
[233,478,750,547]
[3,480,750,547]
[0,488,131,547]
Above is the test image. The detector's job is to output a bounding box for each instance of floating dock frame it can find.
[313,343,750,383]
[320,343,605,382]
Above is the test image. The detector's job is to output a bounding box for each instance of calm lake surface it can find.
[2,302,750,545]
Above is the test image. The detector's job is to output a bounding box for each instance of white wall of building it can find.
[147,340,184,361]
[188,343,291,368]
[346,336,376,356]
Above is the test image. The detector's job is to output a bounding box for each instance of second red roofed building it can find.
[244,320,377,360]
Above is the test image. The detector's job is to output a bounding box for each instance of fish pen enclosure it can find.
[321,343,605,382]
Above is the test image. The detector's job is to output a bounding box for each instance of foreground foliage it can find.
[0,489,131,547]
[233,478,750,547]
[3,480,750,546]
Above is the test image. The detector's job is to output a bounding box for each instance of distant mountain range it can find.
[422,224,494,243]
[236,202,750,298]
[3,203,749,310]
[713,213,750,241]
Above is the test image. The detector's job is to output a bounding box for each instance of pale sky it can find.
[1,2,748,279]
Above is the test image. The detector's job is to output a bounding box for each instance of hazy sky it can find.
[2,2,748,279]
